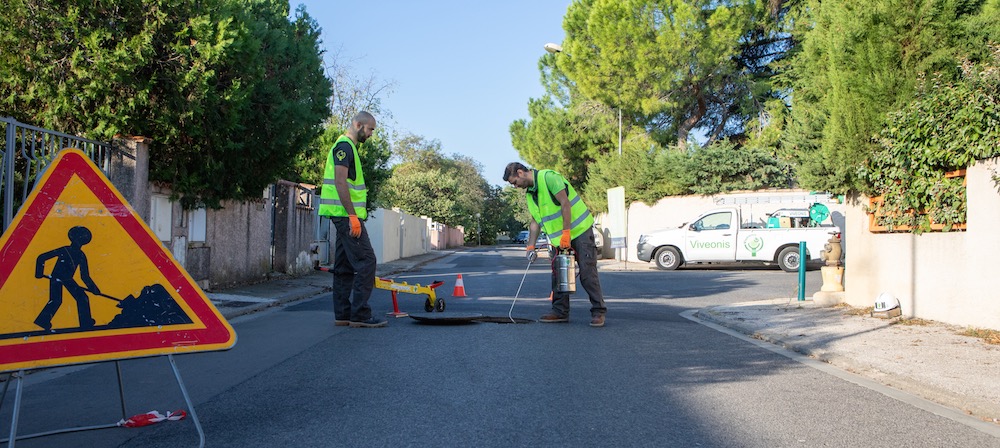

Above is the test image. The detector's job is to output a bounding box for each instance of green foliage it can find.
[586,134,789,209]
[0,1,331,209]
[560,0,776,148]
[498,186,533,234]
[514,0,794,208]
[383,134,487,227]
[471,186,525,245]
[866,51,1000,232]
[0,1,155,135]
[786,0,977,194]
[509,96,615,191]
[959,0,1000,60]
[583,133,687,211]
[388,168,463,223]
[682,141,791,195]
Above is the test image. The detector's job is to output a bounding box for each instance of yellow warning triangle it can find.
[0,148,236,371]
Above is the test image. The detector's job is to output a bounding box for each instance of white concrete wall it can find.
[399,211,428,258]
[844,158,1000,330]
[360,208,437,264]
[624,189,846,262]
[368,208,400,263]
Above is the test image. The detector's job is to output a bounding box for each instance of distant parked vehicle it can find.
[636,206,839,272]
[513,230,529,244]
[534,235,550,250]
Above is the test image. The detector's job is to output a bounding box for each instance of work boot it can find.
[349,317,388,328]
[539,313,568,323]
[590,314,605,327]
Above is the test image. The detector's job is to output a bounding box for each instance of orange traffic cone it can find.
[453,274,467,297]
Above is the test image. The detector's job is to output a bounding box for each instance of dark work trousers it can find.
[550,229,606,318]
[331,217,377,322]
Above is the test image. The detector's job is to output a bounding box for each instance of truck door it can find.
[684,211,738,261]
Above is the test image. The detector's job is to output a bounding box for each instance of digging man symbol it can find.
[33,225,101,331]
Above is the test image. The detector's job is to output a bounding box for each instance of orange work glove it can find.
[348,214,362,238]
[525,245,537,263]
[559,229,571,250]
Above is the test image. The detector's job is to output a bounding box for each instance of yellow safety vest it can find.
[526,169,593,241]
[319,135,367,219]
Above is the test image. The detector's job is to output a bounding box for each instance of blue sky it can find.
[293,1,573,186]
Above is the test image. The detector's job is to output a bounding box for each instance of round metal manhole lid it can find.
[408,312,483,325]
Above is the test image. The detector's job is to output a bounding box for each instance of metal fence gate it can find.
[1,117,123,233]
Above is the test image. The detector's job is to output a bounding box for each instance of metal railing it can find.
[1,117,127,232]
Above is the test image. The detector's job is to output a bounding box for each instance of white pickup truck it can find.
[636,207,840,272]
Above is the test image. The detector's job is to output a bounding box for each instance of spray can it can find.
[553,248,576,293]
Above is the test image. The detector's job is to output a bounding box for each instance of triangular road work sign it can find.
[0,148,236,372]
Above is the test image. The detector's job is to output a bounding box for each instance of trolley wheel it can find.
[435,298,446,312]
[424,298,434,312]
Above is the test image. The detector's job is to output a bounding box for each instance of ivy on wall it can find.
[864,50,1000,233]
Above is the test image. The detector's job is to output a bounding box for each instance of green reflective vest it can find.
[319,135,367,219]
[526,169,593,242]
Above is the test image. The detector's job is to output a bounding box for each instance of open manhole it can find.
[472,316,534,324]
[407,313,535,325]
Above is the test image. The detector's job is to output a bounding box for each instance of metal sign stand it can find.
[0,355,204,448]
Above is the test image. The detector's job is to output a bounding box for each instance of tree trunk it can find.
[677,85,707,149]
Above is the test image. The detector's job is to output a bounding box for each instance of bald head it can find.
[353,111,375,127]
[349,111,377,144]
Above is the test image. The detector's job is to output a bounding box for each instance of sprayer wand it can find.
[508,257,534,323]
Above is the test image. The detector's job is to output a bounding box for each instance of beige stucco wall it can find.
[206,200,273,288]
[429,223,465,249]
[844,158,1000,330]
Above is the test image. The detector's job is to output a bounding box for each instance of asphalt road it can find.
[4,247,998,447]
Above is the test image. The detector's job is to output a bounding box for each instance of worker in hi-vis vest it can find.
[318,111,386,328]
[504,162,607,327]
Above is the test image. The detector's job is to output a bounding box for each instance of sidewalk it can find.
[694,298,1000,425]
[206,252,1000,425]
[205,250,455,321]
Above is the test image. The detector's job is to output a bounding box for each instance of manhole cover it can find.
[408,312,483,325]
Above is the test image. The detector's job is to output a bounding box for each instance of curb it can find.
[217,287,328,321]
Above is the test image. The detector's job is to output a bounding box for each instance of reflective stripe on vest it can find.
[318,135,368,219]
[525,169,593,241]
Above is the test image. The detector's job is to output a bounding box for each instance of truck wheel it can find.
[777,246,802,272]
[654,247,682,270]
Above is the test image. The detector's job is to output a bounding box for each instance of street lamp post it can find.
[544,43,622,156]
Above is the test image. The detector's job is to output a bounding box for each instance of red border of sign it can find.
[0,149,235,371]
